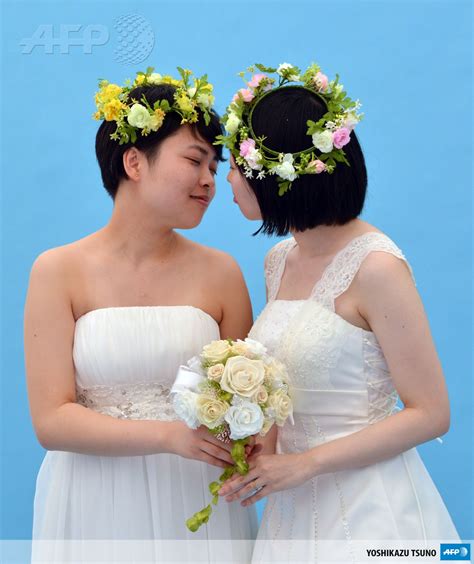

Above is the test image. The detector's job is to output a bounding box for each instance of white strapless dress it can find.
[32,306,257,563]
[249,234,459,563]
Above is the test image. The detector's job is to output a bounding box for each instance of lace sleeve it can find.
[311,232,416,310]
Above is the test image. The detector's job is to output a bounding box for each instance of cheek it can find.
[234,179,262,220]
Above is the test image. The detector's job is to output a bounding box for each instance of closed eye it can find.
[187,157,201,165]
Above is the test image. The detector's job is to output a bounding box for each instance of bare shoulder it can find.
[30,240,83,280]
[28,236,97,296]
[185,239,244,279]
[358,247,412,284]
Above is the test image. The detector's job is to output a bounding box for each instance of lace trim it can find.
[311,232,415,311]
[363,337,399,423]
[76,381,178,421]
[265,238,295,301]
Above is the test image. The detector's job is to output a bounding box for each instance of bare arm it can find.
[24,250,234,466]
[217,255,253,340]
[220,253,451,502]
[307,252,449,474]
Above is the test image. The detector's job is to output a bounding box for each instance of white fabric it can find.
[32,305,257,562]
[250,233,459,563]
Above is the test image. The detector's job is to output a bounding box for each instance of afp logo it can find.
[440,543,471,561]
[19,14,154,65]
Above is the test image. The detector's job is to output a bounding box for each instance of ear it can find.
[123,147,143,182]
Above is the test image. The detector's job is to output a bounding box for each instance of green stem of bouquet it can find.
[185,437,250,532]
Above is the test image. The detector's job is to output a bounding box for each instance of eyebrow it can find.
[187,144,219,162]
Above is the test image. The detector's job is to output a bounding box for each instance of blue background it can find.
[1,0,472,542]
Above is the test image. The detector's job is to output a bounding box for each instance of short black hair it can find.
[241,86,367,236]
[95,84,224,199]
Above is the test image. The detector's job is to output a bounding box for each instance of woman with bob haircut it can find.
[218,63,459,562]
[25,68,257,561]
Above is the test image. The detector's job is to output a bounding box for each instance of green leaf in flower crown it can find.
[332,151,347,163]
[255,63,277,74]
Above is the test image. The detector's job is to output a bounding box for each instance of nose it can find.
[200,167,216,194]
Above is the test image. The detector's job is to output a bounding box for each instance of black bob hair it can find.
[241,86,367,236]
[95,84,224,199]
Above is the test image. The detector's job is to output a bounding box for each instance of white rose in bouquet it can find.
[196,396,228,428]
[202,340,232,364]
[172,390,200,429]
[252,385,269,405]
[207,363,225,382]
[225,400,264,440]
[220,356,265,398]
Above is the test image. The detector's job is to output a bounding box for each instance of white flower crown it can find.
[215,62,363,195]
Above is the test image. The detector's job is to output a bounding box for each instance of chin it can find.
[175,214,204,230]
[239,205,262,221]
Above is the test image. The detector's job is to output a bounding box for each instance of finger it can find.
[227,479,263,502]
[201,443,234,465]
[248,444,264,457]
[199,453,229,469]
[204,434,233,452]
[241,485,269,507]
[219,470,258,497]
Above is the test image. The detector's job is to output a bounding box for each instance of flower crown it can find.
[93,66,215,145]
[215,63,363,195]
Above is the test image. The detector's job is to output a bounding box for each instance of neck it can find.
[291,219,365,258]
[100,188,179,265]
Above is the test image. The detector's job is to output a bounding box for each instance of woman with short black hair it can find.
[218,62,459,562]
[25,68,257,562]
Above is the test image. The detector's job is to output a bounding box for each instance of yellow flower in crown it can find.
[102,98,125,121]
[134,74,146,86]
[95,82,122,105]
[149,108,166,131]
[160,75,182,87]
[93,66,216,145]
[175,94,195,114]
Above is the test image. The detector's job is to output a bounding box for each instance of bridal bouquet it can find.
[170,337,293,532]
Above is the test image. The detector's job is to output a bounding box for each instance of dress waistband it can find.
[291,387,369,418]
[75,381,178,421]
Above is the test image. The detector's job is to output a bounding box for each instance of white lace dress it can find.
[249,233,459,563]
[32,306,257,563]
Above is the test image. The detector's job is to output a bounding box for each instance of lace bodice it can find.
[73,306,220,421]
[250,232,414,433]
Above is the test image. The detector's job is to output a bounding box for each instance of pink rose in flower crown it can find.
[332,127,351,149]
[240,138,256,157]
[247,73,272,91]
[313,71,329,92]
[308,159,326,174]
[232,88,254,103]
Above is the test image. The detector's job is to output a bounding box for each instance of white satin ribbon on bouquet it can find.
[169,365,205,396]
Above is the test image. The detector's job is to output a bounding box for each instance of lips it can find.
[190,195,210,207]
